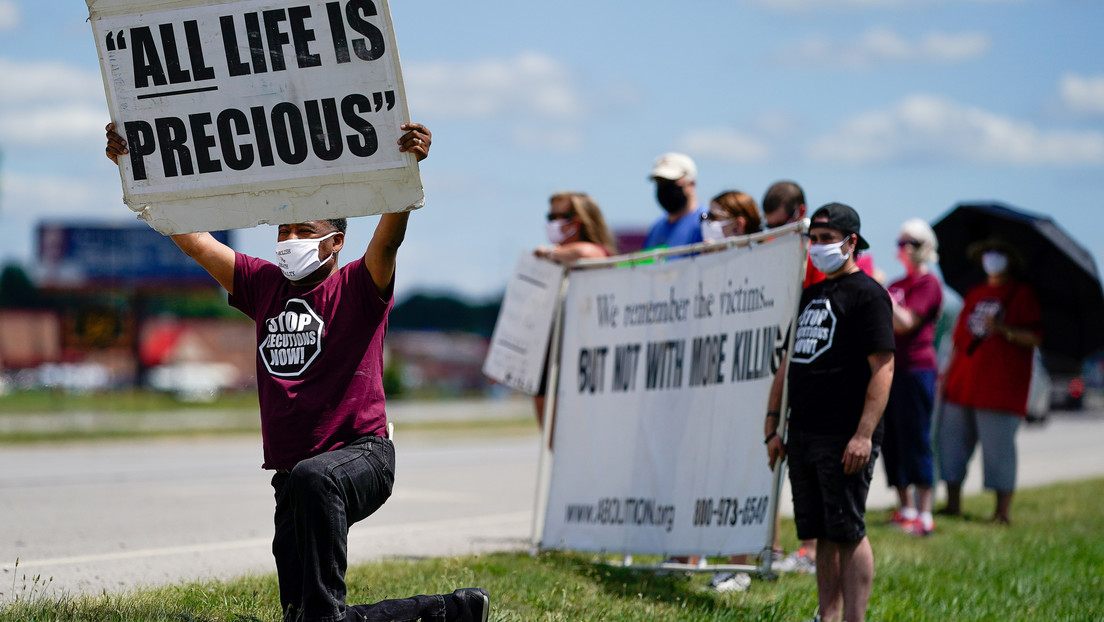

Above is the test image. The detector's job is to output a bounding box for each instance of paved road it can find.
[0,432,540,598]
[2,406,1103,599]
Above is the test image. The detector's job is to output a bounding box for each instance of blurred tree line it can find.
[2,261,503,333]
[388,293,501,337]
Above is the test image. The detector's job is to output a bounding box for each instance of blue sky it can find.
[1,0,1102,303]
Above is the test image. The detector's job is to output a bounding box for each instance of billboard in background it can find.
[37,222,232,288]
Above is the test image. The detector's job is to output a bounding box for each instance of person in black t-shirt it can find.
[764,203,895,622]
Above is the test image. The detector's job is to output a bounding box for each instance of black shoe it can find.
[452,587,489,622]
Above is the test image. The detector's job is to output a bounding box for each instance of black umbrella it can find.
[932,201,1104,370]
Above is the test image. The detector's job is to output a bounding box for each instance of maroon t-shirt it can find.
[229,253,392,470]
[887,271,943,371]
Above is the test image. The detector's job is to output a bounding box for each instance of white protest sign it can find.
[483,253,566,395]
[87,0,422,234]
[540,234,804,557]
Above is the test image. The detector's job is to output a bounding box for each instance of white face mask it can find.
[545,220,576,245]
[700,218,731,243]
[809,239,851,274]
[981,251,1008,276]
[275,232,338,281]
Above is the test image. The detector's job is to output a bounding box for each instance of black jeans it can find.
[271,436,447,622]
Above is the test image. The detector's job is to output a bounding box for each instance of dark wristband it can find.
[764,431,778,445]
[766,411,780,419]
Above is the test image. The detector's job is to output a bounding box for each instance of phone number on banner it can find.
[691,496,770,527]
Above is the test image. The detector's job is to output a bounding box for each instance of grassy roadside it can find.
[3,478,1102,621]
[0,389,261,414]
[0,391,537,444]
[0,413,537,445]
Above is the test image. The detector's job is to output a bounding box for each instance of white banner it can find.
[88,0,422,234]
[541,234,805,557]
[483,253,565,395]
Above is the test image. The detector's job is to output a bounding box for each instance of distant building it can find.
[385,330,491,396]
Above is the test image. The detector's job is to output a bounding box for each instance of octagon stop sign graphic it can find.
[791,298,836,363]
[259,299,324,377]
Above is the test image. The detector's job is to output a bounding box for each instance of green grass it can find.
[0,412,536,445]
[0,390,536,444]
[4,478,1103,621]
[0,389,262,414]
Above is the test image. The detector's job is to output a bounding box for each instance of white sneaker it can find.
[708,571,751,592]
[775,547,817,574]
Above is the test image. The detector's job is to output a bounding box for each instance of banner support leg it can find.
[529,272,569,554]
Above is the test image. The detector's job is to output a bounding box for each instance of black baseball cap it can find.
[809,202,869,250]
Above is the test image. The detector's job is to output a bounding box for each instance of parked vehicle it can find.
[1049,374,1084,410]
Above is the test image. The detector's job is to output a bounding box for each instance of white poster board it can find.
[483,253,566,395]
[87,0,422,234]
[540,234,804,557]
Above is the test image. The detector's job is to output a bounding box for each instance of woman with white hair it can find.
[883,218,943,536]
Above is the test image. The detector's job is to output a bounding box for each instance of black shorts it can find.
[787,430,879,543]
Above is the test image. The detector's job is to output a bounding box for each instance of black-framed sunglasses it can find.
[546,212,573,222]
[897,239,922,249]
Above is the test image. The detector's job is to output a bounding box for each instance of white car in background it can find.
[148,362,240,403]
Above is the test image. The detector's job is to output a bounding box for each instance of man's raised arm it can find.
[105,123,236,294]
[171,233,236,294]
[362,122,432,292]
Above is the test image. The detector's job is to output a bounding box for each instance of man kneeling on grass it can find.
[105,122,489,622]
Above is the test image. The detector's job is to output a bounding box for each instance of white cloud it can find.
[1060,73,1104,116]
[807,94,1104,166]
[755,111,804,136]
[0,103,107,147]
[0,1,18,31]
[0,58,107,150]
[405,52,584,120]
[777,27,990,68]
[676,128,772,163]
[2,171,110,214]
[0,58,104,103]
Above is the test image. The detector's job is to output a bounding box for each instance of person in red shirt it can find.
[937,238,1042,524]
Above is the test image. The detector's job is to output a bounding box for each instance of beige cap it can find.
[649,152,697,182]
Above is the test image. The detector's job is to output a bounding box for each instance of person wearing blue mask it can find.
[105,122,490,622]
[764,203,895,622]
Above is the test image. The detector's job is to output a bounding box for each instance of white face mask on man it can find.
[275,232,338,281]
[809,238,851,274]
